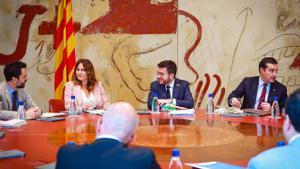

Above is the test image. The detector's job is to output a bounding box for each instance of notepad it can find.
[36,117,65,122]
[186,161,245,169]
[220,113,245,117]
[86,109,105,115]
[0,150,26,159]
[0,119,27,128]
[243,109,270,116]
[169,109,195,115]
[41,112,66,118]
[35,162,56,169]
[137,110,151,115]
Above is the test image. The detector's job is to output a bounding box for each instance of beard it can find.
[157,79,171,85]
[16,81,26,88]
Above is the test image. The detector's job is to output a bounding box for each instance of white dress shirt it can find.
[97,134,122,142]
[166,79,176,104]
[81,90,97,106]
[165,79,174,98]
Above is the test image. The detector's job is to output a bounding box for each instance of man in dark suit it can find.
[228,57,287,111]
[147,60,194,109]
[56,102,161,169]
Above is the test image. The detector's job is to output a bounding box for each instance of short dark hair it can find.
[157,60,177,76]
[4,61,27,81]
[259,57,278,73]
[285,88,300,132]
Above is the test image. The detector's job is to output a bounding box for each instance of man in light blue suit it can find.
[248,88,300,169]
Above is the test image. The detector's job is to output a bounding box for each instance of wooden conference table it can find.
[0,110,285,169]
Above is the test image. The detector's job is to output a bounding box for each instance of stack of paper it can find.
[86,109,105,115]
[169,109,195,115]
[215,107,243,114]
[41,112,66,118]
[0,119,27,128]
[215,107,245,117]
[243,109,270,116]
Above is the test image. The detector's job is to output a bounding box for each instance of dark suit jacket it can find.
[147,78,194,109]
[228,76,287,111]
[56,138,161,169]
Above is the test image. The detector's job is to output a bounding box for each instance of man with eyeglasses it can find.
[147,60,194,109]
[228,57,287,112]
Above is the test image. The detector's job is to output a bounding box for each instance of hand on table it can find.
[25,106,41,119]
[157,99,172,106]
[260,102,271,111]
[82,104,96,111]
[230,97,241,108]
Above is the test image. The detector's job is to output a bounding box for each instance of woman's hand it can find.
[82,104,96,111]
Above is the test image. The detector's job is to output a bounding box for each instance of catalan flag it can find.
[54,0,76,99]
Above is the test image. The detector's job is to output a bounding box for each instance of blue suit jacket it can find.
[228,76,287,111]
[248,137,300,169]
[56,138,161,169]
[147,78,194,109]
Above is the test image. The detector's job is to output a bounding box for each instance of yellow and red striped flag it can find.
[54,0,76,99]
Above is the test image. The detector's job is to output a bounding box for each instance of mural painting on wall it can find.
[80,0,225,107]
[0,5,47,65]
[253,0,300,89]
[0,0,225,108]
[82,0,181,104]
[276,0,300,71]
[0,3,81,73]
[0,0,299,109]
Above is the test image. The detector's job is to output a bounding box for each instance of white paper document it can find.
[0,119,27,128]
[185,161,245,169]
[169,109,195,115]
[86,109,106,115]
[41,112,66,118]
[35,162,56,169]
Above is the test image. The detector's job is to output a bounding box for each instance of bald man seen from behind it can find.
[56,102,161,169]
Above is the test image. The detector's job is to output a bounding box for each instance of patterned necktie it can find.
[257,83,267,110]
[12,90,18,111]
[166,85,171,99]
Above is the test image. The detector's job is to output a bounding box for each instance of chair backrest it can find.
[49,99,65,112]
